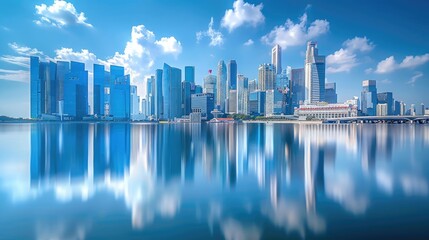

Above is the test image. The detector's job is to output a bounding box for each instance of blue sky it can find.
[0,0,428,118]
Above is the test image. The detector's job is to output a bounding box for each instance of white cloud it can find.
[1,43,49,68]
[326,37,374,73]
[407,72,423,86]
[375,54,429,73]
[221,0,264,32]
[243,39,254,46]
[0,69,29,82]
[196,17,224,47]
[154,37,182,56]
[55,48,100,71]
[34,0,92,28]
[261,13,329,49]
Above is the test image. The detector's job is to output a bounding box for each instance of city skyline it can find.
[1,0,429,118]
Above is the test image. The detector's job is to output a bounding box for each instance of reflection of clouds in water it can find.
[35,221,90,240]
[261,198,326,238]
[376,169,394,194]
[221,218,262,240]
[401,174,428,196]
[326,172,369,215]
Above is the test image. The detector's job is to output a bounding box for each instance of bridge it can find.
[324,115,429,124]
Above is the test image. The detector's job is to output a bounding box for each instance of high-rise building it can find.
[64,61,88,118]
[217,60,227,111]
[162,63,182,120]
[291,68,305,109]
[304,41,326,103]
[394,100,401,115]
[237,74,249,115]
[203,70,217,103]
[154,69,163,119]
[227,60,237,90]
[377,92,393,115]
[272,44,282,74]
[400,101,406,116]
[130,85,139,119]
[275,69,288,90]
[93,64,107,116]
[410,104,416,116]
[325,82,337,104]
[421,103,425,115]
[361,80,377,116]
[110,72,130,120]
[182,81,192,116]
[258,63,275,90]
[56,61,69,113]
[30,56,42,119]
[146,76,155,117]
[194,85,203,94]
[228,90,237,114]
[248,79,257,93]
[191,93,215,120]
[249,90,266,115]
[265,89,284,116]
[376,103,388,116]
[184,66,195,84]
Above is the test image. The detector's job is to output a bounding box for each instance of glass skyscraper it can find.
[191,93,215,120]
[361,80,377,116]
[291,68,305,109]
[64,61,88,118]
[154,69,163,119]
[30,56,41,119]
[182,81,192,116]
[93,64,106,116]
[325,82,338,104]
[203,72,217,104]
[184,66,195,84]
[216,60,227,112]
[237,74,248,115]
[305,41,326,103]
[272,44,282,74]
[227,60,237,90]
[258,63,275,90]
[162,63,182,120]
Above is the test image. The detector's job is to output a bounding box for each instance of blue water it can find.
[0,123,428,239]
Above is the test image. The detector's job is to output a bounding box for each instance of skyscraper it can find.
[93,64,105,116]
[272,44,282,74]
[191,93,215,120]
[30,56,42,118]
[184,66,195,84]
[154,69,163,119]
[217,60,227,112]
[248,79,257,93]
[237,74,249,115]
[182,81,192,116]
[227,60,237,90]
[203,70,217,103]
[377,92,393,115]
[162,63,182,120]
[304,41,326,103]
[130,85,139,118]
[110,73,130,120]
[291,68,305,108]
[325,82,337,104]
[361,80,377,116]
[228,90,237,114]
[146,76,155,117]
[258,63,275,90]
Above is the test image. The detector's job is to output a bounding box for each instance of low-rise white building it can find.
[296,103,358,119]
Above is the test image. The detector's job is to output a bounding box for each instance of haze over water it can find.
[0,123,429,239]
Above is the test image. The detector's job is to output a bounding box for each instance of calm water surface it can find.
[0,123,429,239]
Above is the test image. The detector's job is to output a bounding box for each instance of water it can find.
[0,122,428,240]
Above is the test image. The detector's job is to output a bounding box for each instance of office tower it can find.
[265,89,284,116]
[400,101,406,115]
[30,56,42,118]
[130,85,139,119]
[162,63,182,120]
[237,74,249,115]
[217,60,227,111]
[249,90,266,115]
[64,61,88,118]
[275,69,288,90]
[154,69,163,119]
[203,70,217,103]
[286,66,292,80]
[304,41,326,103]
[110,74,130,120]
[377,92,393,115]
[361,80,377,116]
[184,66,195,84]
[258,63,276,90]
[182,81,192,116]
[141,98,147,117]
[146,76,155,117]
[272,44,282,74]
[227,60,237,90]
[394,100,401,115]
[191,93,215,120]
[376,103,388,116]
[410,104,416,116]
[248,79,257,93]
[228,90,237,114]
[421,103,425,115]
[291,68,305,108]
[93,64,106,116]
[325,82,337,104]
[56,61,70,113]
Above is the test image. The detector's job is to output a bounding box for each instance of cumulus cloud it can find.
[375,54,429,73]
[243,39,254,46]
[221,0,265,32]
[196,17,224,46]
[0,69,29,82]
[34,0,93,28]
[155,37,182,56]
[326,37,374,73]
[261,13,329,49]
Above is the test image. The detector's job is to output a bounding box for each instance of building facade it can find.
[258,63,275,91]
[304,42,326,103]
